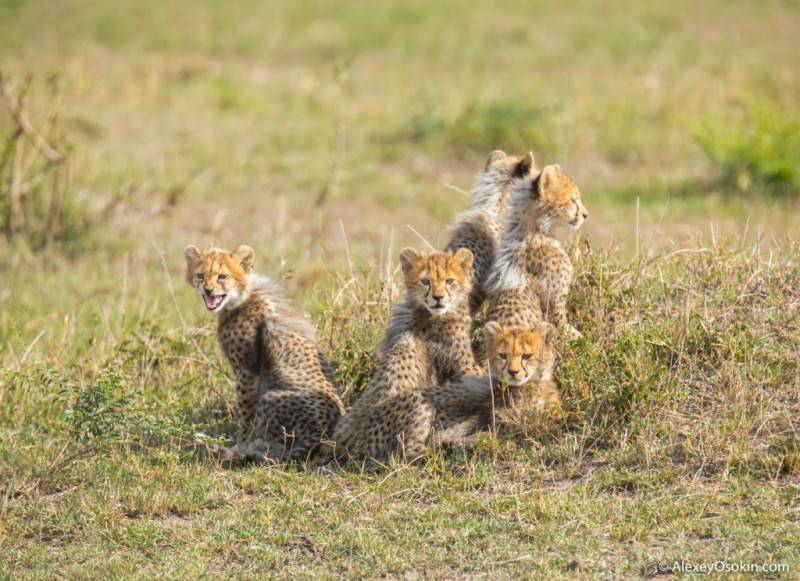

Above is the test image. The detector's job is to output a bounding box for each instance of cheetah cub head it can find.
[184,245,255,315]
[400,247,473,316]
[514,161,589,231]
[484,321,554,386]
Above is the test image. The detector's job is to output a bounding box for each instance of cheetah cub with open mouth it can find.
[185,244,344,463]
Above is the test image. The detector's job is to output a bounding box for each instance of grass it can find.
[1,0,799,577]
[2,240,798,578]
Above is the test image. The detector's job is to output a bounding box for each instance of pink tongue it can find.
[204,295,223,310]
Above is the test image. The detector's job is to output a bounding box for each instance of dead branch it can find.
[0,73,64,163]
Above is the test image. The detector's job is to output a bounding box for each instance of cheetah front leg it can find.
[550,293,582,339]
[537,267,581,339]
[439,333,484,382]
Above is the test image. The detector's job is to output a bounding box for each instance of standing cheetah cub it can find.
[184,244,345,462]
[445,150,537,314]
[332,247,482,462]
[485,163,588,337]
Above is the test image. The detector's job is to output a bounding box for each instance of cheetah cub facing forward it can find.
[332,247,482,463]
[420,321,560,449]
[185,245,345,463]
[480,321,559,412]
[334,321,559,462]
[485,163,588,337]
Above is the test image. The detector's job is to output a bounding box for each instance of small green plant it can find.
[694,101,800,195]
[60,367,131,443]
[53,363,208,448]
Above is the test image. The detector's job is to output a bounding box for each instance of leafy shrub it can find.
[694,101,800,195]
[49,364,206,448]
[60,367,131,443]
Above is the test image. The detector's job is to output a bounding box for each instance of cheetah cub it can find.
[332,321,558,462]
[481,321,558,409]
[184,244,345,462]
[332,247,482,463]
[428,321,560,443]
[484,163,588,337]
[445,150,537,314]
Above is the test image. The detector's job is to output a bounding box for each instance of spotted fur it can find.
[184,245,344,463]
[432,323,560,442]
[484,164,588,337]
[333,323,559,461]
[445,150,536,314]
[332,248,483,463]
[483,321,555,386]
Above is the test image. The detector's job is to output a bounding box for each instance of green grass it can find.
[2,240,799,578]
[1,0,800,577]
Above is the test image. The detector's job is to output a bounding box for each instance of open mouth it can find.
[203,294,226,311]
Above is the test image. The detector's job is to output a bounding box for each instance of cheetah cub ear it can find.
[513,151,536,179]
[400,247,423,274]
[184,245,201,268]
[536,165,562,200]
[232,245,256,273]
[453,247,474,272]
[483,321,503,342]
[485,150,508,170]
